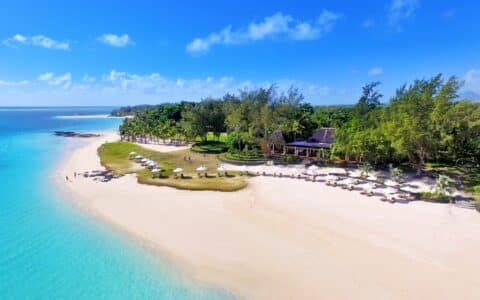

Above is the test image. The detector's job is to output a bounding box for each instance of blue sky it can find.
[0,0,479,106]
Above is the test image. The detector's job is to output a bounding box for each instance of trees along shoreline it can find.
[117,74,480,174]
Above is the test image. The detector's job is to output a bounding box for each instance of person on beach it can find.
[65,176,69,181]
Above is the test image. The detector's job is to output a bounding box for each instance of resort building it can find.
[268,128,336,159]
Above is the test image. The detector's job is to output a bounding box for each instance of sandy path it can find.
[56,133,480,300]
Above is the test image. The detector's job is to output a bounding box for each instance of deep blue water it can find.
[0,107,234,299]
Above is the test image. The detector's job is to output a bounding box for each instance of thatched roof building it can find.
[287,128,336,149]
[267,129,286,146]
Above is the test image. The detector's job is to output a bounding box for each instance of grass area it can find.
[98,141,248,192]
[219,151,266,165]
[191,141,228,153]
[417,192,450,203]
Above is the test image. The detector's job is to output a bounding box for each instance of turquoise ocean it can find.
[0,107,235,299]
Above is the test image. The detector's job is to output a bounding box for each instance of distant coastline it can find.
[55,114,132,119]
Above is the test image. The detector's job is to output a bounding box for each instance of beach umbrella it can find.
[151,168,162,173]
[400,185,416,193]
[129,151,137,155]
[240,165,248,171]
[341,178,356,185]
[135,155,143,160]
[173,168,184,173]
[326,174,338,181]
[196,165,207,172]
[308,165,319,171]
[306,169,318,176]
[349,170,362,178]
[385,180,399,187]
[147,162,158,169]
[383,187,397,194]
[362,182,375,190]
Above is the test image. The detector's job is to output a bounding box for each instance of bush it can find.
[418,192,450,203]
[283,154,301,164]
[191,141,228,153]
[474,185,480,196]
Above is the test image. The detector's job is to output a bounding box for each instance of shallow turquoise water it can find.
[0,108,235,299]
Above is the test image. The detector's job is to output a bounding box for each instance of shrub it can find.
[219,151,266,164]
[283,154,300,164]
[418,192,450,203]
[191,141,228,153]
[434,175,456,197]
[474,185,480,196]
[390,167,404,183]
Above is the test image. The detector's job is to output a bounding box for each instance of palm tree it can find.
[390,167,404,183]
[360,162,373,178]
[434,175,456,203]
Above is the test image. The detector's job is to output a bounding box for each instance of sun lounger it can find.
[381,193,396,203]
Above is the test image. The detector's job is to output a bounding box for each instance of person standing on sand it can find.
[65,176,69,181]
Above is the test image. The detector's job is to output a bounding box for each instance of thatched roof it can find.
[286,128,336,149]
[268,129,286,145]
[309,128,335,145]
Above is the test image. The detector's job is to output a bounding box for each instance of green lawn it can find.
[98,141,248,191]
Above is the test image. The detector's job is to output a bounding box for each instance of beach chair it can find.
[361,187,374,197]
[381,193,396,203]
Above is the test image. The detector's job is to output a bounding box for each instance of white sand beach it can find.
[56,132,480,300]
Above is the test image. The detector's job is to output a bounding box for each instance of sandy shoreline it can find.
[56,132,480,300]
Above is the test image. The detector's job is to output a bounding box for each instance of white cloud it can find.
[368,67,383,76]
[464,69,480,94]
[186,10,341,54]
[3,34,69,50]
[0,70,337,105]
[0,79,29,86]
[38,72,72,88]
[100,71,331,102]
[388,0,419,30]
[97,34,133,47]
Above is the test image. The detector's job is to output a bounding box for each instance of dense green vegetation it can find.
[111,104,159,116]
[117,74,480,176]
[119,87,349,156]
[99,142,248,191]
[191,141,228,153]
[334,75,480,174]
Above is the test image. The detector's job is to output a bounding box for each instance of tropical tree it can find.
[434,175,456,202]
